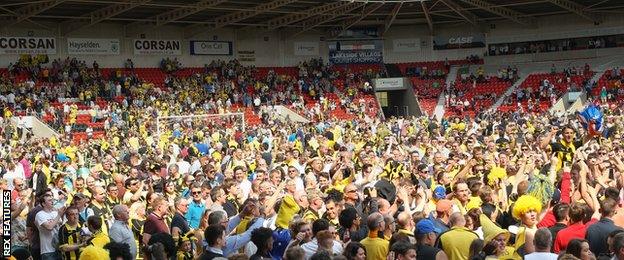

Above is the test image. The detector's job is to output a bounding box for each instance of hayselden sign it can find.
[392,38,421,52]
[294,42,319,56]
[0,37,56,54]
[133,39,181,55]
[190,41,232,55]
[433,34,486,50]
[67,38,120,55]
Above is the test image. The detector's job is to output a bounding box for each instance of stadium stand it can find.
[3,2,624,260]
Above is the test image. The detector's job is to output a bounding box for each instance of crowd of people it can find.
[2,55,624,260]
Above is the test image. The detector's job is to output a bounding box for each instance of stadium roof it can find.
[0,0,621,37]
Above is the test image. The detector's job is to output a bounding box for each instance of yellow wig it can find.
[512,195,542,220]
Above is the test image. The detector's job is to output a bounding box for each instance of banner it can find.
[392,38,421,52]
[0,37,56,54]
[328,40,383,64]
[190,41,232,55]
[294,42,319,56]
[133,39,181,55]
[238,50,255,62]
[67,38,120,55]
[374,78,406,91]
[433,34,486,50]
[329,50,382,64]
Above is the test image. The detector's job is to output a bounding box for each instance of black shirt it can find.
[549,222,567,247]
[416,244,441,260]
[198,250,223,260]
[170,212,190,236]
[223,199,239,217]
[250,252,272,260]
[550,140,583,165]
[586,218,623,256]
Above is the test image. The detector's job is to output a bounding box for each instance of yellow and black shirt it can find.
[131,218,145,260]
[90,202,112,235]
[59,223,82,260]
[550,139,583,170]
[303,209,320,222]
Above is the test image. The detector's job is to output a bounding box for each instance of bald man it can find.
[436,213,478,260]
[109,204,136,259]
[90,186,112,230]
[360,213,389,260]
[397,212,416,243]
[378,198,391,215]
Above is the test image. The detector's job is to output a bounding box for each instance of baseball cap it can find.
[436,199,453,212]
[416,219,442,235]
[433,186,447,200]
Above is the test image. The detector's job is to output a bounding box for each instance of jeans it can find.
[41,252,60,260]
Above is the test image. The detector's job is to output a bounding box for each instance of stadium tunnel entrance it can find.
[374,78,423,118]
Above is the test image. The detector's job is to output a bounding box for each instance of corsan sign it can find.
[133,39,181,55]
[0,37,56,54]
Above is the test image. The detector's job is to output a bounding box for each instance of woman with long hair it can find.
[566,239,593,260]
[468,239,485,260]
[342,242,366,260]
[163,178,177,211]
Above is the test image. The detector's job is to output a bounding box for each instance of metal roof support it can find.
[381,2,403,36]
[545,0,600,23]
[458,0,535,26]
[154,0,228,27]
[267,1,351,30]
[294,3,365,36]
[2,0,66,28]
[62,0,151,35]
[332,3,384,37]
[0,6,52,31]
[439,0,478,26]
[213,0,298,29]
[421,1,434,34]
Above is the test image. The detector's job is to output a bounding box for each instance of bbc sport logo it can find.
[2,190,10,258]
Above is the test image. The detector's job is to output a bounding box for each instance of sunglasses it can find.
[192,191,202,195]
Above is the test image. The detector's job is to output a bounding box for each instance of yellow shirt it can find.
[360,233,389,260]
[90,231,110,248]
[439,227,479,260]
[80,245,109,260]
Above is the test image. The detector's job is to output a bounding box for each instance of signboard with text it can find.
[67,38,120,55]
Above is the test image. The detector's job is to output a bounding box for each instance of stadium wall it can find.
[0,13,623,68]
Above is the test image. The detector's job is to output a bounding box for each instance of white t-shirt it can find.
[7,93,15,104]
[524,252,558,260]
[36,209,60,254]
[239,179,252,201]
[301,238,343,259]
[177,160,191,175]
